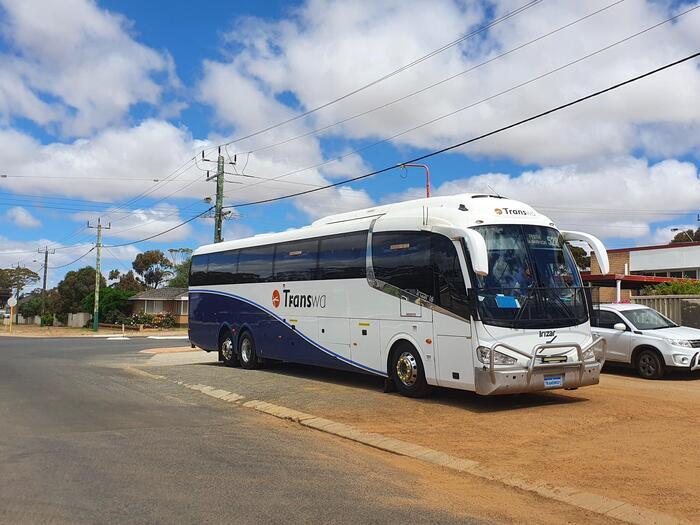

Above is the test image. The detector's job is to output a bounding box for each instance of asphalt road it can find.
[0,336,484,525]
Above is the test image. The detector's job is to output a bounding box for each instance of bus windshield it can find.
[472,224,588,328]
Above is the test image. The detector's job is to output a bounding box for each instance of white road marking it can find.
[106,336,130,341]
[147,336,188,340]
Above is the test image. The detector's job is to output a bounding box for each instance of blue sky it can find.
[0,0,699,287]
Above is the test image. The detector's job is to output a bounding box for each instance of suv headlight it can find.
[477,346,517,365]
[667,339,692,348]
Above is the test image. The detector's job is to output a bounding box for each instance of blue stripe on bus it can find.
[189,289,387,377]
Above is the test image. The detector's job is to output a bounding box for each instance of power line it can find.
[103,207,214,248]
[231,0,626,158]
[89,51,700,249]
[205,0,544,152]
[46,247,96,269]
[220,51,700,210]
[222,5,699,199]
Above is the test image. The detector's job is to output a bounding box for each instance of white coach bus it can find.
[188,193,609,397]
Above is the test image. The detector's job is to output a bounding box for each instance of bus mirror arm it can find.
[560,231,609,275]
[462,229,489,276]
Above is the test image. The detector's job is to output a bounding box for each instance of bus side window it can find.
[431,234,469,319]
[274,240,319,281]
[318,232,367,280]
[237,245,275,283]
[190,254,209,286]
[372,231,434,300]
[207,250,238,285]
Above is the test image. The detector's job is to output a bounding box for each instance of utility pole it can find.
[87,218,110,331]
[203,147,228,243]
[38,246,55,316]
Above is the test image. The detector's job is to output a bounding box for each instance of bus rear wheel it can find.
[239,331,260,370]
[391,344,431,398]
[219,331,239,367]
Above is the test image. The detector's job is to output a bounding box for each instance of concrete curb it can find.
[144,371,688,525]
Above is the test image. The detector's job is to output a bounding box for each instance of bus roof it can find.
[192,193,555,256]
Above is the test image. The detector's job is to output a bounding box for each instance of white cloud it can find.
[6,206,40,228]
[293,186,374,220]
[0,120,209,202]
[385,157,700,243]
[72,203,194,243]
[199,0,700,166]
[0,0,181,135]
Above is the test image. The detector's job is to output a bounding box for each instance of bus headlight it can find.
[477,346,517,366]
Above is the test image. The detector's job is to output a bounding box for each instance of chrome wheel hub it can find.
[221,338,233,361]
[396,351,418,387]
[240,338,252,363]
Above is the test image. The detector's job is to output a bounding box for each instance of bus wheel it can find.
[219,331,239,367]
[238,331,259,370]
[391,344,431,398]
[636,348,665,379]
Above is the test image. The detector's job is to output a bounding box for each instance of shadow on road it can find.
[197,360,589,413]
[603,364,699,382]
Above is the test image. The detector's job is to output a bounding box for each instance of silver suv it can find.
[591,303,700,379]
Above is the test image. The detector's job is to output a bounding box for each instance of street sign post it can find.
[7,296,16,334]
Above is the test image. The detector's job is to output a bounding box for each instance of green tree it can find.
[168,247,193,266]
[112,270,145,292]
[108,269,121,281]
[168,257,191,288]
[0,267,40,297]
[132,250,172,288]
[81,287,137,318]
[56,266,106,315]
[18,291,44,318]
[671,228,700,243]
[568,246,591,270]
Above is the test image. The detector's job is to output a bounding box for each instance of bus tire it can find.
[391,343,431,398]
[635,347,665,379]
[219,329,239,367]
[238,331,259,370]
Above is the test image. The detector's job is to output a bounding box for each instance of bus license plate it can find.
[544,375,563,388]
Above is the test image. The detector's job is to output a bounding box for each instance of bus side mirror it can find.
[463,229,489,276]
[560,230,609,275]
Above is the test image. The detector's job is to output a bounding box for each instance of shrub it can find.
[641,280,700,296]
[40,313,53,326]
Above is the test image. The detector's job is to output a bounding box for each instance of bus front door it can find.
[433,312,474,390]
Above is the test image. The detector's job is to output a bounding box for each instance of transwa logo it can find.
[272,288,327,309]
[494,207,537,217]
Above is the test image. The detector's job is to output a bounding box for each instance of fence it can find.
[631,295,700,328]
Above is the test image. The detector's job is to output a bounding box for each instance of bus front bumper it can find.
[473,337,605,395]
[474,361,601,395]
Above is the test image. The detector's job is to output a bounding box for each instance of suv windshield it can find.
[621,308,676,330]
[473,224,587,328]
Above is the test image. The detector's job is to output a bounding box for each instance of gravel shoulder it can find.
[144,355,699,523]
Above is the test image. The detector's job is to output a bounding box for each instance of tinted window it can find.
[318,232,367,280]
[274,240,319,281]
[237,245,274,283]
[206,250,238,285]
[189,254,208,286]
[592,310,625,329]
[431,234,469,318]
[372,231,434,301]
